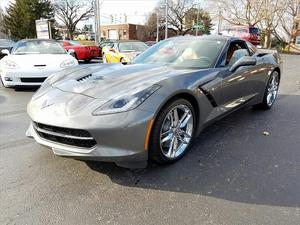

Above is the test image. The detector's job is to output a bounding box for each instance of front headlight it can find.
[92,84,161,115]
[3,60,19,69]
[60,59,76,68]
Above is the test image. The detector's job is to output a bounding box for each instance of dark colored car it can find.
[60,40,100,62]
[221,26,261,46]
[26,36,281,168]
[145,41,157,47]
[0,39,15,59]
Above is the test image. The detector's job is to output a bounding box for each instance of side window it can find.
[225,41,250,66]
[246,42,257,56]
[113,43,119,51]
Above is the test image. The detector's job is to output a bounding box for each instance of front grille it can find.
[21,77,46,83]
[33,122,97,148]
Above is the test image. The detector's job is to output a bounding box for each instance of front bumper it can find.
[1,68,62,87]
[26,102,154,168]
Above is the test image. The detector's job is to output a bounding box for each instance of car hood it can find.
[3,54,73,68]
[49,63,196,100]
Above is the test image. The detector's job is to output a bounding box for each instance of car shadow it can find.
[86,94,300,208]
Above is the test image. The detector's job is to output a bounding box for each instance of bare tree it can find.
[279,0,300,45]
[54,0,94,39]
[155,0,211,36]
[215,0,289,48]
[217,0,265,26]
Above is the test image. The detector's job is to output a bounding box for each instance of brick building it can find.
[100,23,145,40]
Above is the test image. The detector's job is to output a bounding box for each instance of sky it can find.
[0,0,159,26]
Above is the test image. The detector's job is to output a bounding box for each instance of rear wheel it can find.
[254,71,280,110]
[149,99,195,164]
[120,57,126,63]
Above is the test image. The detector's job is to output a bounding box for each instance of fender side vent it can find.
[199,87,218,108]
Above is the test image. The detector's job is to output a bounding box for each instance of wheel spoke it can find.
[161,133,173,143]
[179,114,192,128]
[167,137,175,157]
[173,108,179,126]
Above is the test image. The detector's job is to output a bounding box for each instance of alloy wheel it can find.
[159,104,194,159]
[266,73,279,107]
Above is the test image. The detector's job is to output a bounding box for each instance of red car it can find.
[221,26,261,46]
[61,40,100,62]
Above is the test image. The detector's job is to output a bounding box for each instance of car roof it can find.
[18,39,60,43]
[167,35,244,43]
[111,40,144,43]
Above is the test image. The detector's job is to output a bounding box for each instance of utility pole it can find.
[195,3,200,36]
[156,14,159,42]
[165,0,168,39]
[217,9,222,34]
[94,0,101,44]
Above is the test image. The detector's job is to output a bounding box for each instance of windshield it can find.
[0,39,15,47]
[119,42,148,52]
[12,40,66,55]
[133,38,226,69]
[69,40,81,46]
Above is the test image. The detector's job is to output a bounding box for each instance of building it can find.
[100,23,145,40]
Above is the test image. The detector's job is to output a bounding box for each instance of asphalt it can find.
[0,55,300,225]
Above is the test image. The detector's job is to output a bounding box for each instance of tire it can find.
[149,98,196,164]
[84,58,91,63]
[253,71,280,110]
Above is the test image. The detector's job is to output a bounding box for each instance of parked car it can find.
[0,39,15,59]
[98,40,114,57]
[145,41,157,47]
[26,35,281,168]
[221,26,261,46]
[60,40,100,62]
[102,40,148,63]
[0,39,78,87]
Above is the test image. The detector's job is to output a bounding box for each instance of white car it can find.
[0,39,78,87]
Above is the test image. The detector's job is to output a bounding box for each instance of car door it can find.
[218,40,258,109]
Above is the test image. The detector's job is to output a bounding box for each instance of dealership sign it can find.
[36,19,50,39]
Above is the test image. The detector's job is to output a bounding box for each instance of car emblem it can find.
[41,99,53,109]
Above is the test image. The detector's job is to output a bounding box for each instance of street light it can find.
[156,14,159,42]
[94,0,101,44]
[165,0,168,39]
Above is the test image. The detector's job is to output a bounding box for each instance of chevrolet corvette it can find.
[26,35,282,168]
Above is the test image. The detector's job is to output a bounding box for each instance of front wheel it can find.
[254,71,280,110]
[149,99,195,164]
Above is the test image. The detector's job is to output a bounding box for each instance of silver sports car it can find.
[26,36,282,168]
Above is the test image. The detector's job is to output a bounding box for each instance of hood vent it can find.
[76,74,104,83]
[77,74,93,83]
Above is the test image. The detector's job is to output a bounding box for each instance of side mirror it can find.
[229,56,256,72]
[67,49,75,54]
[1,49,10,55]
[109,48,116,53]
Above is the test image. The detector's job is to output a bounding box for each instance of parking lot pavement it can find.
[1,55,300,225]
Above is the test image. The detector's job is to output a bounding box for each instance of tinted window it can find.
[12,40,66,55]
[69,40,81,46]
[133,38,226,69]
[238,28,248,33]
[0,39,15,47]
[119,42,148,52]
[249,28,260,35]
[246,42,257,55]
[226,41,249,65]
